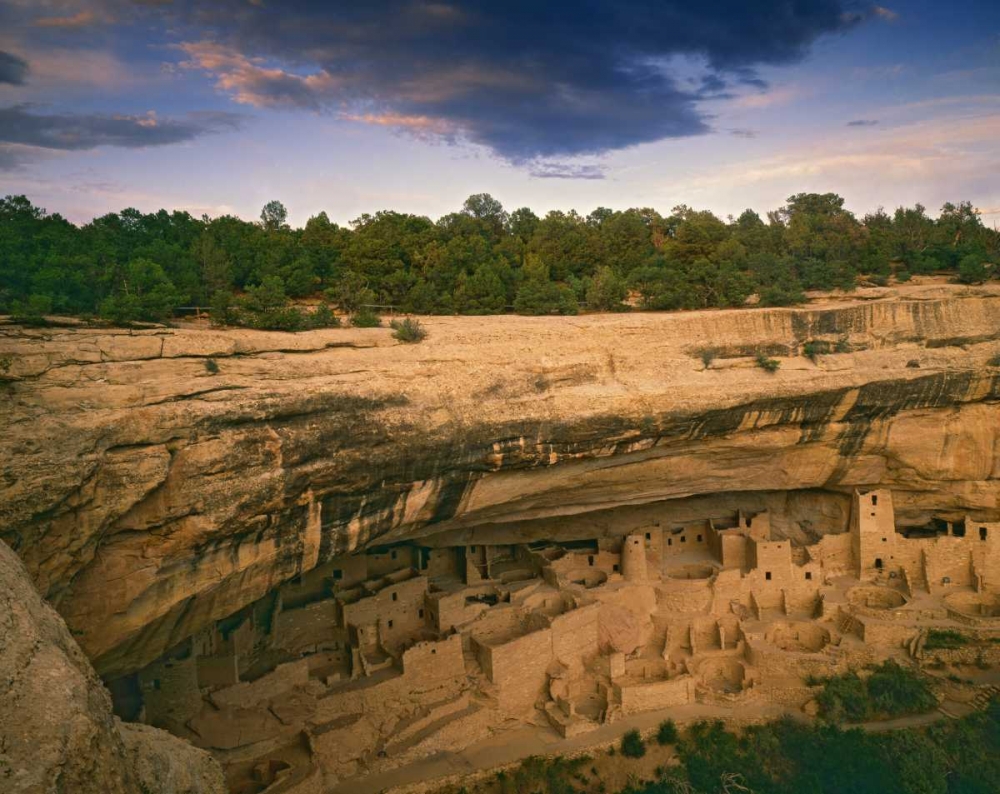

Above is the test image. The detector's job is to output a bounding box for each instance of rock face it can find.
[0,538,226,794]
[2,283,1000,678]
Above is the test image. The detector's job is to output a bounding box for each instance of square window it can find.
[613,564,620,572]
[645,532,651,540]
[391,550,397,560]
[418,609,424,618]
[805,572,812,580]
[431,648,436,654]
[765,571,772,581]
[332,569,343,580]
[681,536,687,543]
[392,592,398,602]
[697,534,703,542]
[872,495,878,506]
[470,546,476,553]
[388,619,394,628]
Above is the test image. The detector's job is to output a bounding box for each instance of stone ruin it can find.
[104,489,1000,793]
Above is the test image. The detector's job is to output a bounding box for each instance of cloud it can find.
[730,128,758,139]
[847,119,879,126]
[0,50,29,85]
[871,6,899,22]
[528,161,606,180]
[162,0,877,161]
[33,10,101,27]
[0,104,244,169]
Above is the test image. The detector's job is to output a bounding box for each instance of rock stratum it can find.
[2,283,1000,679]
[0,537,226,794]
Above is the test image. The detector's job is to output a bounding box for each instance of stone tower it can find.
[621,533,648,582]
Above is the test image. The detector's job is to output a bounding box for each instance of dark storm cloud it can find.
[0,50,29,85]
[847,119,880,126]
[158,0,880,161]
[0,105,243,168]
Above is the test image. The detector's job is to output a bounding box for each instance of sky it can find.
[0,0,998,227]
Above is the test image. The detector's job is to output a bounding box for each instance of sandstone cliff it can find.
[0,538,225,794]
[2,283,1000,677]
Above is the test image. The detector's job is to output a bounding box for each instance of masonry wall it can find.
[550,603,600,676]
[139,654,202,728]
[402,634,465,686]
[616,677,692,715]
[484,627,553,717]
[274,599,341,654]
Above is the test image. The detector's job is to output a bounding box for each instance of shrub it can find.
[866,660,936,717]
[988,354,1000,367]
[817,671,869,722]
[657,719,679,745]
[802,340,830,362]
[204,359,219,375]
[755,352,780,372]
[698,348,717,368]
[834,337,851,353]
[906,359,921,368]
[924,629,969,650]
[896,270,912,283]
[351,307,381,327]
[390,317,427,343]
[307,302,340,329]
[621,729,646,758]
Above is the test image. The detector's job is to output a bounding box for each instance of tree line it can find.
[1,192,997,327]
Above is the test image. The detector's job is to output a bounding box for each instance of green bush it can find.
[390,317,427,343]
[351,308,382,327]
[924,629,969,650]
[698,348,717,367]
[204,359,219,375]
[866,660,937,717]
[803,340,830,361]
[621,729,646,758]
[656,719,679,745]
[988,354,1000,367]
[817,670,869,723]
[896,270,912,283]
[307,302,341,329]
[818,662,936,723]
[755,352,780,372]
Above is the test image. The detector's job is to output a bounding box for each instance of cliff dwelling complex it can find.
[106,487,1000,793]
[4,287,1000,793]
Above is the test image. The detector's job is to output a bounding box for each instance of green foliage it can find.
[989,354,1000,367]
[491,755,589,794]
[99,258,183,324]
[817,670,870,722]
[204,359,219,375]
[896,269,912,282]
[351,307,381,327]
[514,277,578,315]
[621,729,646,758]
[802,339,830,361]
[656,719,678,745]
[957,254,990,284]
[923,629,969,650]
[390,317,426,343]
[818,662,935,722]
[3,192,997,326]
[755,352,781,372]
[586,266,629,311]
[698,348,717,367]
[0,355,12,384]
